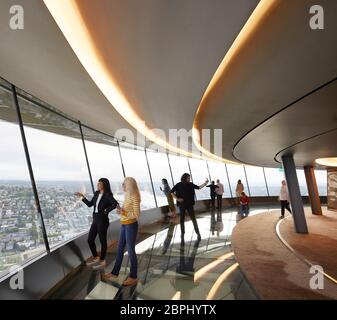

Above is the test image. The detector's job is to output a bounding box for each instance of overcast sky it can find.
[0,120,327,189]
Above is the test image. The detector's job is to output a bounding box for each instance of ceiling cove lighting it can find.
[43,0,219,163]
[315,157,337,167]
[192,0,278,160]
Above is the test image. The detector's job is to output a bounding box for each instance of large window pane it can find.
[18,93,93,249]
[244,166,268,196]
[296,169,308,196]
[146,150,173,207]
[315,169,327,196]
[264,167,285,196]
[264,167,310,196]
[168,154,190,185]
[188,158,209,200]
[0,82,46,278]
[207,161,232,197]
[119,143,156,210]
[226,164,249,197]
[82,127,124,221]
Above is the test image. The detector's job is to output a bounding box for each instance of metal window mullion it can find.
[166,153,175,186]
[187,157,193,181]
[224,163,233,198]
[144,147,158,208]
[117,140,126,178]
[11,85,50,253]
[243,165,251,197]
[206,160,212,181]
[262,167,270,197]
[79,121,95,194]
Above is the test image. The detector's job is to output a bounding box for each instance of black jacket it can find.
[82,191,118,215]
[170,182,199,207]
[207,184,219,197]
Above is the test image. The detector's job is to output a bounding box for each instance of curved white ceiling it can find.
[234,79,337,167]
[1,0,336,168]
[43,0,259,160]
[0,0,258,161]
[193,0,337,167]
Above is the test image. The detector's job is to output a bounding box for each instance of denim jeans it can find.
[239,204,249,217]
[111,222,138,279]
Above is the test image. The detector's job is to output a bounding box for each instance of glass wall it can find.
[18,94,93,249]
[0,77,330,280]
[244,166,268,196]
[207,161,232,197]
[119,143,156,210]
[82,126,125,221]
[264,167,285,196]
[315,169,327,196]
[168,154,190,185]
[146,150,173,207]
[188,158,210,200]
[226,164,249,197]
[296,169,309,196]
[0,81,46,278]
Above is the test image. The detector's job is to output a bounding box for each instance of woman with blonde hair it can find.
[160,178,177,218]
[103,177,140,286]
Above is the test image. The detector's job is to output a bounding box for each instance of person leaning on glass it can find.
[160,178,177,219]
[75,178,118,270]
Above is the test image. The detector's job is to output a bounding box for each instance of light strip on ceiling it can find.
[192,0,278,160]
[43,0,214,162]
[315,157,337,167]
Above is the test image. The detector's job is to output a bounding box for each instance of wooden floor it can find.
[232,208,337,299]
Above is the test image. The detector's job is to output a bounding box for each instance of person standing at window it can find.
[170,173,208,243]
[215,179,224,210]
[75,178,118,270]
[235,179,244,204]
[206,181,218,209]
[103,177,140,286]
[279,180,292,219]
[160,178,177,218]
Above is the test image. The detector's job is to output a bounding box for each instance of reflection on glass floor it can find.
[86,209,265,300]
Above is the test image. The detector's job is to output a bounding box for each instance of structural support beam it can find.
[281,155,308,234]
[304,166,322,215]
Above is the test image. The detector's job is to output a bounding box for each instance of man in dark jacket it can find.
[170,173,208,243]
